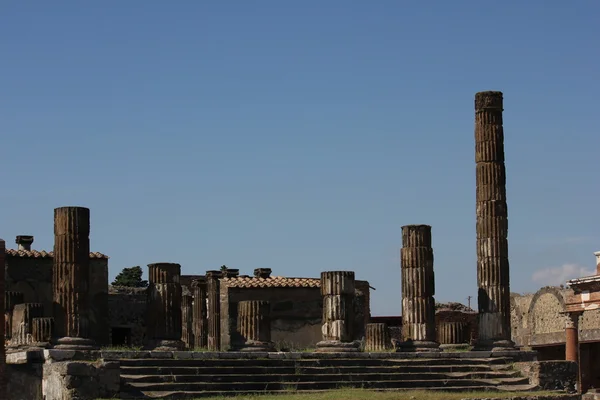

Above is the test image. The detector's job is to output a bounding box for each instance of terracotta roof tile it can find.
[5,249,109,259]
[223,276,320,288]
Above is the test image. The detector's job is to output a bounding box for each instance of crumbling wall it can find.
[42,360,120,400]
[108,286,147,346]
[514,361,577,393]
[6,363,43,400]
[4,257,53,317]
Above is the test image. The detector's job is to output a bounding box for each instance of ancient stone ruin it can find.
[0,91,589,399]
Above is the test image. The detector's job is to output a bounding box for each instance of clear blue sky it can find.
[2,2,599,316]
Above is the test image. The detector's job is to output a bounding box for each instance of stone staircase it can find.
[117,356,536,399]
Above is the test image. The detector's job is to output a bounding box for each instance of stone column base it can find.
[396,340,441,352]
[53,337,98,350]
[473,339,517,352]
[315,340,360,353]
[145,339,185,351]
[234,340,275,352]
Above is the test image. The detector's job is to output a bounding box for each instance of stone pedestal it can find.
[4,291,24,340]
[52,206,97,350]
[8,303,44,348]
[146,263,184,350]
[235,300,275,352]
[192,278,208,349]
[474,91,514,351]
[365,323,390,352]
[181,295,194,349]
[316,271,360,353]
[206,271,222,351]
[398,225,440,352]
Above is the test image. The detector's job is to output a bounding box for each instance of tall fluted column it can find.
[206,270,222,351]
[146,263,184,350]
[365,323,390,352]
[316,271,359,352]
[234,300,275,351]
[192,278,208,349]
[398,225,440,352]
[0,239,6,400]
[181,295,194,349]
[474,91,514,351]
[53,206,96,349]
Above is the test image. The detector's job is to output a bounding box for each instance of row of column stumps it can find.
[181,295,194,349]
[365,323,391,351]
[192,277,208,349]
[316,271,360,352]
[52,207,97,350]
[398,224,440,352]
[146,263,184,350]
[474,91,515,351]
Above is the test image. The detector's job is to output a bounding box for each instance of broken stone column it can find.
[4,291,24,340]
[146,263,184,350]
[0,239,5,400]
[474,91,514,351]
[192,278,208,349]
[316,271,360,352]
[398,224,440,352]
[206,270,222,351]
[9,303,44,348]
[181,294,194,349]
[32,317,54,348]
[365,323,390,352]
[53,206,97,349]
[234,300,275,351]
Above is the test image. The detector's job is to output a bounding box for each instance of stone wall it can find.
[220,286,322,350]
[89,259,110,345]
[514,361,578,392]
[107,286,147,347]
[6,363,43,400]
[42,360,120,400]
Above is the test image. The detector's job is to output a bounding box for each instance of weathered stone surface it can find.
[146,263,184,350]
[191,278,208,349]
[235,300,274,351]
[514,361,577,393]
[32,317,54,347]
[42,360,120,400]
[365,323,390,351]
[181,294,194,349]
[317,271,359,352]
[5,291,24,341]
[399,225,439,352]
[253,268,272,279]
[474,91,514,351]
[6,362,43,400]
[206,270,222,351]
[53,207,97,350]
[9,303,44,348]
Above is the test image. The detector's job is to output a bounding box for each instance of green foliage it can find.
[220,265,228,272]
[111,266,148,288]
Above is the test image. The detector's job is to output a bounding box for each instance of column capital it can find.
[562,311,582,329]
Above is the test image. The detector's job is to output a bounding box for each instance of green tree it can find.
[220,265,228,272]
[111,266,148,287]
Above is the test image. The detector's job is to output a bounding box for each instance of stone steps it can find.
[117,356,535,399]
[122,371,523,383]
[120,364,512,375]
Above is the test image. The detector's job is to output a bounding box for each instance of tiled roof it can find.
[5,249,109,259]
[223,276,320,288]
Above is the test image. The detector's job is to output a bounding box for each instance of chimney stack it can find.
[595,251,600,275]
[254,268,272,279]
[15,236,34,251]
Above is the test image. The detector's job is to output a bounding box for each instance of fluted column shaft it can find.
[235,300,274,351]
[192,278,208,348]
[5,291,24,340]
[437,321,468,344]
[181,295,194,349]
[206,271,222,351]
[146,263,183,350]
[0,239,6,399]
[365,323,390,351]
[475,91,513,350]
[52,207,96,349]
[32,317,54,344]
[399,225,439,352]
[316,271,359,352]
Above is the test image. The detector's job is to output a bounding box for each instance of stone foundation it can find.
[514,361,578,393]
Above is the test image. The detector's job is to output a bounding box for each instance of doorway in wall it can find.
[111,327,132,346]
